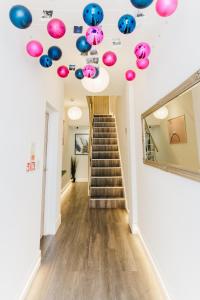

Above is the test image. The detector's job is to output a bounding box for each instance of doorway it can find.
[40,112,49,239]
[40,103,61,253]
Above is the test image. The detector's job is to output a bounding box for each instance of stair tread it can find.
[90,198,125,201]
[91,186,123,189]
[91,176,122,178]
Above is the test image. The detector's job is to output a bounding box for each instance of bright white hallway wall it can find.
[115,91,138,228]
[127,1,200,300]
[0,3,64,300]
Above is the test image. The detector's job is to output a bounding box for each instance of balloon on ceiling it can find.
[130,0,154,9]
[86,26,104,46]
[47,19,66,39]
[26,40,43,57]
[125,70,136,81]
[93,68,99,79]
[57,66,69,78]
[136,58,150,69]
[40,55,53,68]
[76,36,92,53]
[156,0,178,17]
[102,51,117,67]
[134,42,151,59]
[118,14,136,34]
[9,5,32,29]
[83,3,104,26]
[75,69,84,80]
[48,46,62,61]
[82,65,96,78]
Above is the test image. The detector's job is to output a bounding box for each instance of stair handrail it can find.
[87,96,94,197]
[144,119,159,153]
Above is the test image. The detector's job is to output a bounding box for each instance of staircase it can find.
[89,114,126,209]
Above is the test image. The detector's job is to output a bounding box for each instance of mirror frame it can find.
[141,69,200,182]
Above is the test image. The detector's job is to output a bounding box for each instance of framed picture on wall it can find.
[75,134,89,155]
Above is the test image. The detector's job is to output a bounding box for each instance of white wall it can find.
[0,4,64,300]
[129,1,200,300]
[115,89,138,229]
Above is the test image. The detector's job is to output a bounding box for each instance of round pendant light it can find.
[153,106,168,119]
[81,67,110,93]
[67,106,82,120]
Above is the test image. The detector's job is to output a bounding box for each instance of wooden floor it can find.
[26,183,166,300]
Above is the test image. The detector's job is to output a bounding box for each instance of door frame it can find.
[42,103,61,237]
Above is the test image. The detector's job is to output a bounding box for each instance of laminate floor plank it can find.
[26,183,166,300]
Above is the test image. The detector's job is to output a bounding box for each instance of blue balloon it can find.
[40,55,52,68]
[118,15,136,34]
[9,5,32,29]
[48,46,62,61]
[83,3,104,26]
[130,0,153,9]
[75,69,84,80]
[76,36,92,53]
[93,68,99,79]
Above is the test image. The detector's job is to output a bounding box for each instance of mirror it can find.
[142,70,200,182]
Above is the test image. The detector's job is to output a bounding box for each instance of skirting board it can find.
[61,181,71,194]
[19,252,41,300]
[76,178,88,182]
[55,213,61,233]
[132,225,172,300]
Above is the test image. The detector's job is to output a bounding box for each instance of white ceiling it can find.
[7,0,170,99]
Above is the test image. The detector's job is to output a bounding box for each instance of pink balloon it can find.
[125,70,136,81]
[57,66,69,78]
[26,40,43,57]
[86,26,104,46]
[134,42,151,59]
[47,18,66,39]
[136,58,150,70]
[82,65,96,78]
[102,51,117,67]
[156,0,178,17]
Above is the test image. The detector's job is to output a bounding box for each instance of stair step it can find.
[91,177,123,187]
[91,167,122,177]
[94,123,115,128]
[93,133,117,139]
[94,114,113,117]
[92,145,118,152]
[93,127,116,133]
[91,186,124,198]
[93,138,118,145]
[89,199,126,209]
[92,159,120,168]
[94,117,115,123]
[92,152,119,159]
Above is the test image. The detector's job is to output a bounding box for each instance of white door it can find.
[40,112,49,239]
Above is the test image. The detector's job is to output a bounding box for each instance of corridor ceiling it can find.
[7,0,177,96]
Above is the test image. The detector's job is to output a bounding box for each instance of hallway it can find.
[26,183,165,300]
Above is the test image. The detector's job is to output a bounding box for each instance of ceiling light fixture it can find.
[67,106,82,120]
[81,67,110,93]
[153,106,169,119]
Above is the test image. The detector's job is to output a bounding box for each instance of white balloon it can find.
[82,67,110,93]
